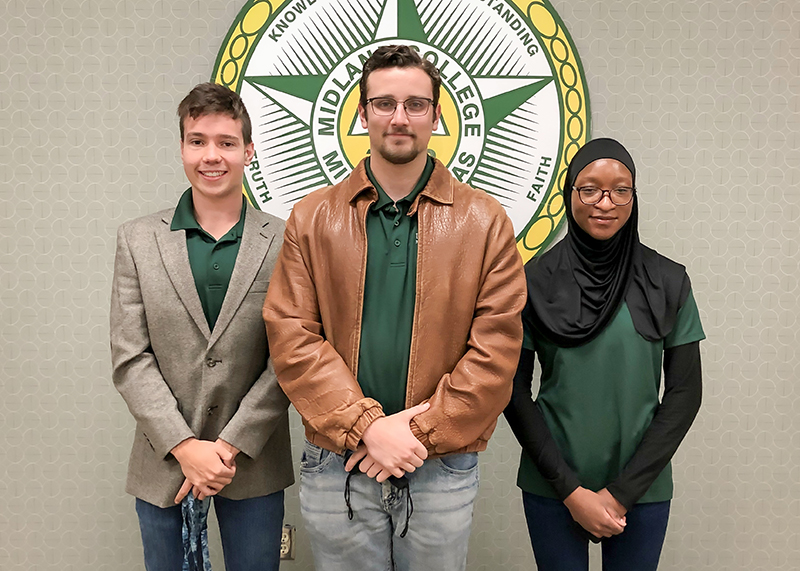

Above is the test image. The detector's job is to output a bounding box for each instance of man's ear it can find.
[244,142,255,166]
[358,103,368,129]
[432,103,441,131]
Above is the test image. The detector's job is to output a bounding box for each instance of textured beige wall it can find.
[1,1,798,569]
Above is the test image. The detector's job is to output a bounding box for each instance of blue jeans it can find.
[522,492,670,571]
[135,491,284,571]
[300,440,479,571]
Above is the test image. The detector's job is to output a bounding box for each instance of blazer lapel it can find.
[208,207,275,347]
[155,215,212,341]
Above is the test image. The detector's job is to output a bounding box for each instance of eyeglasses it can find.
[366,97,434,117]
[573,186,636,206]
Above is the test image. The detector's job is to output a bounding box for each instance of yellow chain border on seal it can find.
[212,0,287,204]
[511,0,590,263]
[214,0,589,261]
[213,1,285,88]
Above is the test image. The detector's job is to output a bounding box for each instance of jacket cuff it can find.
[344,404,385,450]
[409,419,434,453]
[153,425,196,461]
[217,424,262,459]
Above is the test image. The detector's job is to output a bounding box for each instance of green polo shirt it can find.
[518,292,705,503]
[170,189,246,330]
[357,156,435,416]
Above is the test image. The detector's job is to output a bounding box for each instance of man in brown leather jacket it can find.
[263,45,525,571]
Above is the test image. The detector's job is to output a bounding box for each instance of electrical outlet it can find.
[280,524,296,560]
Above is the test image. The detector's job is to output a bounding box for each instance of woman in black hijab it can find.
[505,138,705,570]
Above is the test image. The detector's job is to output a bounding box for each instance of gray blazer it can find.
[110,203,293,508]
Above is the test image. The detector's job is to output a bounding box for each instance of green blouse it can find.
[518,291,705,503]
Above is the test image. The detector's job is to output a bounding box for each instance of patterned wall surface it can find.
[1,1,798,569]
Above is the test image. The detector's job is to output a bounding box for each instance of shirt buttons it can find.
[213,263,220,270]
[394,220,400,227]
[394,239,401,247]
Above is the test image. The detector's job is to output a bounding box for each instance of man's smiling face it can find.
[180,113,254,201]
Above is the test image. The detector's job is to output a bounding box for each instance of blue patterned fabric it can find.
[181,492,212,571]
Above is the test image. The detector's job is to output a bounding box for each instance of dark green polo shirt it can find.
[357,157,435,415]
[518,292,705,503]
[170,189,246,330]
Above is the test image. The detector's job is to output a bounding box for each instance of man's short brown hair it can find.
[359,45,442,110]
[177,82,252,145]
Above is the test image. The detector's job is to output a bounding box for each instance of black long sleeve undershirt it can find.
[504,341,702,511]
[504,348,582,500]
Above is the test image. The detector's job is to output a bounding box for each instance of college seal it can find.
[214,0,589,261]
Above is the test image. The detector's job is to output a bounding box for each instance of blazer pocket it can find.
[249,279,270,294]
[142,432,155,451]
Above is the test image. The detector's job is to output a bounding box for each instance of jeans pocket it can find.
[300,440,334,473]
[438,452,479,474]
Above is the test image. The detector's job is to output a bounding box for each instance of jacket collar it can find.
[207,202,275,348]
[156,212,212,340]
[155,200,275,346]
[346,157,454,207]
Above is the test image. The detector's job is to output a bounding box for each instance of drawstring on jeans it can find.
[342,451,414,537]
[390,475,413,538]
[344,469,355,520]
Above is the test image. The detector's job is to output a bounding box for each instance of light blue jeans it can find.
[299,440,479,571]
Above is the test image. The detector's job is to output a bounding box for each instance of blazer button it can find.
[206,358,216,367]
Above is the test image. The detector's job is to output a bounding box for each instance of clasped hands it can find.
[344,402,430,483]
[171,437,240,503]
[564,486,628,539]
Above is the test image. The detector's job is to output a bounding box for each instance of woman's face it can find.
[571,158,634,240]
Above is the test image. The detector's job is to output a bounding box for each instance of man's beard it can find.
[377,131,421,165]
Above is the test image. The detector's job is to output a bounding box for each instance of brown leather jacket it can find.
[264,158,526,456]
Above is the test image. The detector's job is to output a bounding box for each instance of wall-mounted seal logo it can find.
[214,0,589,261]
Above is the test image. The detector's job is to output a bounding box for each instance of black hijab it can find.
[524,138,690,347]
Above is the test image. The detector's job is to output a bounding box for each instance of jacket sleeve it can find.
[504,347,583,500]
[218,227,292,459]
[110,223,195,459]
[263,210,384,453]
[217,356,290,459]
[409,209,526,454]
[606,341,703,510]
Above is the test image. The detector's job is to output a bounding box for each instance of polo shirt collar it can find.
[364,156,435,211]
[347,156,454,206]
[170,189,246,241]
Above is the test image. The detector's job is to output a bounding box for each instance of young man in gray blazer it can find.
[110,83,293,571]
